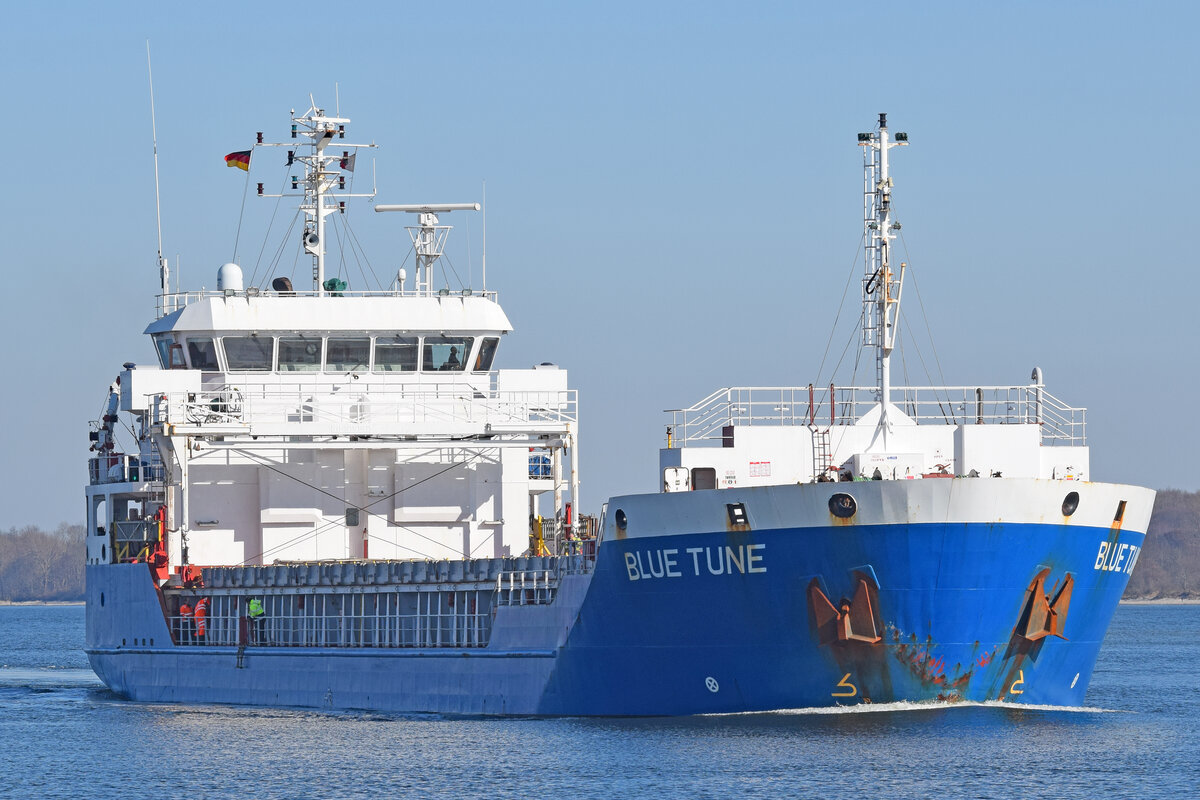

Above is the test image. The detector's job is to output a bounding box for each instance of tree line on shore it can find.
[0,523,85,602]
[1,490,1197,602]
[1122,489,1199,599]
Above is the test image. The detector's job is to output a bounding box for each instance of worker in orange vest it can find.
[179,600,194,641]
[194,597,209,639]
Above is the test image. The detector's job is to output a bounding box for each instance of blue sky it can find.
[3,1,1196,528]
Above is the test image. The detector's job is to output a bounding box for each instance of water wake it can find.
[753,699,1122,715]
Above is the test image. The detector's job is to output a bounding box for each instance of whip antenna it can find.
[482,180,487,291]
[146,41,168,296]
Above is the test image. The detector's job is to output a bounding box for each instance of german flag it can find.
[224,150,252,171]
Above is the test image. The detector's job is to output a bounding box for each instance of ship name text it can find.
[623,544,766,581]
[1094,540,1140,574]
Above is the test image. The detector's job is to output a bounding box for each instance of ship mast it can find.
[859,113,908,442]
[258,102,376,295]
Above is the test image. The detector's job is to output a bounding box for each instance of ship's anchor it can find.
[808,571,883,646]
[1014,567,1074,641]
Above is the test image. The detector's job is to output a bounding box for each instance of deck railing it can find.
[167,590,492,649]
[149,381,578,434]
[666,384,1086,446]
[88,454,166,486]
[157,287,500,317]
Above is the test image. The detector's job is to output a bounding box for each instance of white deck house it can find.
[85,103,579,574]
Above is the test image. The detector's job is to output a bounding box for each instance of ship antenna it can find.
[146,41,168,297]
[482,180,487,291]
[374,204,482,295]
[859,112,908,445]
[257,101,376,294]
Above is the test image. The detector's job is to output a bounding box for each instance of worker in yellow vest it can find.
[247,597,265,644]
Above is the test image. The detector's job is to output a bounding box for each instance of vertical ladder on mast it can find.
[858,114,908,427]
[862,130,884,395]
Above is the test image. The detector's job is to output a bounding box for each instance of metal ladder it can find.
[810,427,833,479]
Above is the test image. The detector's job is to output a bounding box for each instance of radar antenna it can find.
[375,204,481,295]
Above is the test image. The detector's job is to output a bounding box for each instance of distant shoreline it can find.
[0,601,84,606]
[1120,598,1200,605]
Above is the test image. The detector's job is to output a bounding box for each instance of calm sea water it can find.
[0,604,1196,800]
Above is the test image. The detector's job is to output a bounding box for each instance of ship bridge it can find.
[85,102,583,578]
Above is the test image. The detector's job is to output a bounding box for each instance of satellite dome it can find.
[217,262,244,291]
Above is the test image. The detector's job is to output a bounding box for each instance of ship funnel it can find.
[217,262,244,291]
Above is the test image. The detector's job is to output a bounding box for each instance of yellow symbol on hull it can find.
[832,673,858,698]
[1009,670,1026,695]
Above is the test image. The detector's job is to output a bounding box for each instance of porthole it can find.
[100,544,106,561]
[615,509,628,531]
[122,638,126,646]
[1062,491,1080,517]
[829,493,857,519]
[100,592,105,607]
[150,638,154,646]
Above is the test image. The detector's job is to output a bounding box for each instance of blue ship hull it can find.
[539,520,1136,713]
[87,480,1146,715]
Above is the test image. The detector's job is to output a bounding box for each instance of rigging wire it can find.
[262,209,303,287]
[340,216,384,289]
[899,313,955,423]
[364,529,447,560]
[233,449,483,564]
[247,166,292,287]
[895,230,956,422]
[469,529,496,558]
[247,515,346,564]
[329,217,347,280]
[897,229,950,389]
[814,233,866,388]
[231,165,253,263]
[823,317,864,406]
[286,228,303,285]
[441,253,466,290]
[329,214,383,290]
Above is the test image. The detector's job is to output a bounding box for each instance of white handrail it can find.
[666,384,1086,446]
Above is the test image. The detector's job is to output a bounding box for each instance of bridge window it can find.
[374,336,419,372]
[223,336,273,371]
[423,336,474,372]
[278,337,322,372]
[326,338,370,373]
[474,337,500,371]
[187,338,220,370]
[153,335,172,368]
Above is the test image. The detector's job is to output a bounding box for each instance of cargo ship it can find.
[84,106,1152,714]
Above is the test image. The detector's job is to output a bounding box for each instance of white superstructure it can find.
[661,114,1089,491]
[85,101,580,577]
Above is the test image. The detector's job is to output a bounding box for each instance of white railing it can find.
[149,381,578,434]
[495,570,557,606]
[88,454,167,486]
[666,384,1086,446]
[157,287,500,317]
[168,591,492,648]
[495,552,594,606]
